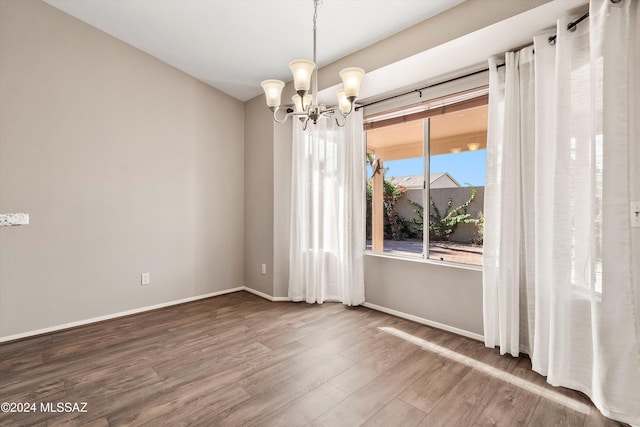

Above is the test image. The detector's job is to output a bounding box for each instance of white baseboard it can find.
[238,288,483,341]
[362,301,484,342]
[0,287,245,343]
[238,288,483,342]
[242,286,289,302]
[1,286,482,345]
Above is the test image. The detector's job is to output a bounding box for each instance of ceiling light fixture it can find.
[260,0,365,130]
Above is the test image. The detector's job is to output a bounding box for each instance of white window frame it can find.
[363,75,489,269]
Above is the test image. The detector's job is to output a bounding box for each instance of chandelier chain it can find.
[312,0,319,106]
[313,0,318,33]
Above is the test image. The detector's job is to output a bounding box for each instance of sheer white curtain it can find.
[484,0,640,423]
[288,110,365,306]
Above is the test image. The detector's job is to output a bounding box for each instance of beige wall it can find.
[243,97,291,299]
[0,0,245,338]
[364,256,483,335]
[273,119,293,298]
[244,87,295,299]
[243,96,274,296]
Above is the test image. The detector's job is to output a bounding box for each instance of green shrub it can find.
[408,187,478,242]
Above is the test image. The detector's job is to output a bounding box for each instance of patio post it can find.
[372,158,384,251]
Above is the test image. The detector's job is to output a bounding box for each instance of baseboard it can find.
[242,286,290,302]
[1,287,482,344]
[238,288,482,341]
[0,287,245,343]
[362,301,484,342]
[239,288,483,341]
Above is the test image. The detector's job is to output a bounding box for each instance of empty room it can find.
[0,0,638,425]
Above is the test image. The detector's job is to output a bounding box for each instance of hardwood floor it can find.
[0,291,625,426]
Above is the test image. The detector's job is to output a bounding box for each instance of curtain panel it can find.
[288,110,365,306]
[483,0,640,423]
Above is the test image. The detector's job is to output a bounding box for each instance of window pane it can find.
[427,105,486,265]
[366,120,424,257]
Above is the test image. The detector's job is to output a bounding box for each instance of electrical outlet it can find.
[141,272,150,285]
[261,264,267,275]
[632,201,640,228]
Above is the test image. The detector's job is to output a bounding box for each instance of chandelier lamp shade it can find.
[260,0,365,129]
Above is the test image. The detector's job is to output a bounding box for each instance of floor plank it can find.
[245,382,347,427]
[472,381,540,427]
[398,357,471,414]
[362,398,426,427]
[418,369,502,427]
[0,291,628,427]
[308,349,435,426]
[528,397,587,426]
[206,354,355,426]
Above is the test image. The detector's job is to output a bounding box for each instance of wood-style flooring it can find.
[0,291,626,426]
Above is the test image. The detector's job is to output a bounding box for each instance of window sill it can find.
[364,251,483,272]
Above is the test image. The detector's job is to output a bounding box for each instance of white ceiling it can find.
[43,0,466,102]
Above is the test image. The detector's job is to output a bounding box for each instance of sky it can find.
[369,149,487,187]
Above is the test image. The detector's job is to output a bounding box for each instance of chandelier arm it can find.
[343,96,356,116]
[271,107,289,124]
[323,103,354,118]
[334,115,347,127]
[317,110,347,127]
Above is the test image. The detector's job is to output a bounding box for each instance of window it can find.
[365,89,487,266]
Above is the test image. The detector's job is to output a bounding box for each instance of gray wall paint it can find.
[0,0,245,338]
[244,97,291,299]
[273,120,292,298]
[243,96,274,296]
[364,255,483,335]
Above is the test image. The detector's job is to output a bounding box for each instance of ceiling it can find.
[43,0,466,102]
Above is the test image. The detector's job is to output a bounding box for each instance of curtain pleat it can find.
[288,111,365,306]
[483,0,640,423]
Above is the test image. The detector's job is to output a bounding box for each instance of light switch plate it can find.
[141,273,151,285]
[0,213,29,227]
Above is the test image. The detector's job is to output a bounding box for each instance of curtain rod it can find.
[357,7,596,112]
[356,64,509,112]
[548,11,589,45]
[355,68,490,111]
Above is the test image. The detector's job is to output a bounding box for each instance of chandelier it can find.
[260,0,365,130]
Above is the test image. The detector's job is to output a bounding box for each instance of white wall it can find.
[0,0,245,339]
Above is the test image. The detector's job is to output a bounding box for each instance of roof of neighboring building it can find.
[389,173,461,189]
